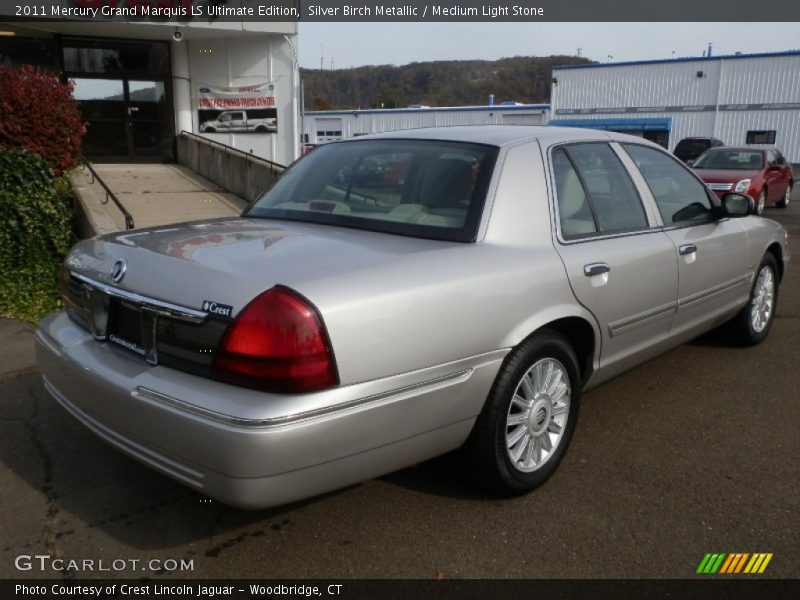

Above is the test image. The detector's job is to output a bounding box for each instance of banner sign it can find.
[5,0,800,22]
[197,82,278,135]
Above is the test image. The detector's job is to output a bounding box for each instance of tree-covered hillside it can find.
[301,55,593,110]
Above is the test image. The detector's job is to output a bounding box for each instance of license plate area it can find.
[107,299,155,361]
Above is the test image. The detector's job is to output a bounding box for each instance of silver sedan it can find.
[37,126,788,509]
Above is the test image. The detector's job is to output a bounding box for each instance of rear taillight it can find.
[212,286,338,393]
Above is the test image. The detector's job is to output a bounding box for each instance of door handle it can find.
[679,244,697,256]
[583,263,610,277]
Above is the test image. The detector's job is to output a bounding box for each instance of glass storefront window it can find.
[62,39,170,77]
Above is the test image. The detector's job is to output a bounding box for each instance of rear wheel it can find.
[461,330,581,495]
[777,182,792,208]
[728,253,779,346]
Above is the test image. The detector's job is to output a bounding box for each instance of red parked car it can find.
[693,146,793,214]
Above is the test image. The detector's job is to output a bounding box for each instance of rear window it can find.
[246,139,498,242]
[693,150,764,170]
[674,139,711,161]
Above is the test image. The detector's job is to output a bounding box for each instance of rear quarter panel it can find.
[302,142,597,386]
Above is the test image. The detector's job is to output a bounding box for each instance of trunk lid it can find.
[66,217,450,315]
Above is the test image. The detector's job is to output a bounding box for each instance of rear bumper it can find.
[36,311,504,509]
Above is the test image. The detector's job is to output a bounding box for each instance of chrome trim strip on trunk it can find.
[133,368,474,429]
[71,272,208,323]
[677,275,750,310]
[608,302,677,337]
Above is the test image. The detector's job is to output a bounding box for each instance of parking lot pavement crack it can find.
[204,527,270,559]
[23,382,72,580]
[0,367,40,383]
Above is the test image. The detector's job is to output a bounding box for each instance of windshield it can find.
[693,150,764,170]
[246,139,499,242]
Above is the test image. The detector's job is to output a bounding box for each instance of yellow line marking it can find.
[757,553,773,574]
[744,554,759,573]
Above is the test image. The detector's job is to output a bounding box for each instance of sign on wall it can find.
[197,83,277,135]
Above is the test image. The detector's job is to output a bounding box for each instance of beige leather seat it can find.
[557,167,595,237]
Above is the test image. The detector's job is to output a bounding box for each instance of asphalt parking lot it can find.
[1,196,798,580]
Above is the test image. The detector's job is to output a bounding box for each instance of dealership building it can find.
[0,14,300,165]
[549,50,800,162]
[302,102,550,144]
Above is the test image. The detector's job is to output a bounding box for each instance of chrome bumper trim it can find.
[134,368,474,429]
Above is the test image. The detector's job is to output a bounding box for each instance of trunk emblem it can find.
[203,300,233,318]
[111,259,127,283]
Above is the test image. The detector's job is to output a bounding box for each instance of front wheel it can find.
[461,330,581,495]
[776,182,792,208]
[756,189,767,214]
[728,253,779,346]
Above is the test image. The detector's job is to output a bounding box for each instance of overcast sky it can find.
[297,22,800,69]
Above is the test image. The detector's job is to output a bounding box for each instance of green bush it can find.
[0,149,75,322]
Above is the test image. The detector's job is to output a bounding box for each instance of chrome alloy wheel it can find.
[505,358,570,472]
[757,190,766,214]
[750,266,775,333]
[784,184,792,207]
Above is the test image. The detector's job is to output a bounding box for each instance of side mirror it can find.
[720,192,754,217]
[768,164,782,172]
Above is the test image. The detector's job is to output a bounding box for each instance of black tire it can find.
[461,329,581,495]
[728,253,779,346]
[776,182,792,208]
[203,127,216,133]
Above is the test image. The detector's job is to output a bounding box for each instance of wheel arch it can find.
[505,310,599,387]
[766,242,785,282]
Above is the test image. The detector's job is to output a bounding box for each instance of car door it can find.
[230,111,247,132]
[549,142,679,379]
[621,143,750,339]
[766,149,791,202]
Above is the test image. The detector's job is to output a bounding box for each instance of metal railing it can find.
[179,131,285,175]
[80,158,135,230]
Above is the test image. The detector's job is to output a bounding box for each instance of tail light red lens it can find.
[212,286,338,393]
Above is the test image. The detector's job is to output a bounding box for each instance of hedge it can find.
[0,65,86,175]
[0,149,75,322]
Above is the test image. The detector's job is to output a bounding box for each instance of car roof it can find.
[356,125,655,148]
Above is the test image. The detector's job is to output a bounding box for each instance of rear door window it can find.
[552,143,648,239]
